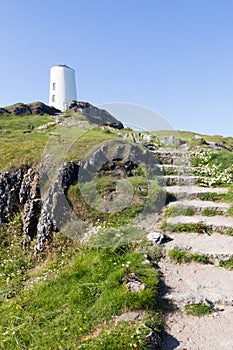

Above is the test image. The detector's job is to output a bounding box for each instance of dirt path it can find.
[161,306,233,350]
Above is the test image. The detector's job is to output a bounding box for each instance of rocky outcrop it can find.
[69,100,124,129]
[0,102,60,116]
[0,100,124,130]
[35,162,79,252]
[19,168,42,245]
[0,162,80,252]
[0,169,23,223]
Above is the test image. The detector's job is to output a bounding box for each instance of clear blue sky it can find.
[1,0,233,136]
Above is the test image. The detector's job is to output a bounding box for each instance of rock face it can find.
[0,162,80,252]
[35,162,79,252]
[69,100,124,129]
[0,102,60,116]
[19,168,42,244]
[0,169,23,223]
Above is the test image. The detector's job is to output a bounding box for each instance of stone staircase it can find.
[167,199,230,215]
[153,147,233,350]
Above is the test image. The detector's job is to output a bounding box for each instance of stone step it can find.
[154,148,186,156]
[165,215,233,234]
[167,199,230,215]
[153,149,191,166]
[157,164,194,175]
[159,259,233,306]
[156,155,191,166]
[166,185,228,200]
[164,175,200,186]
[164,232,233,260]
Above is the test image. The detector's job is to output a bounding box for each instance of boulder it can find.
[146,232,170,246]
[115,312,140,323]
[145,326,162,350]
[124,273,147,293]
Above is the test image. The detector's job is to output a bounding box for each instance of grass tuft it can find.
[168,248,210,264]
[184,303,213,317]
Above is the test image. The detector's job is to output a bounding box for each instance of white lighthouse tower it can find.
[49,64,77,112]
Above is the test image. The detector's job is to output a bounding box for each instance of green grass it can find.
[219,257,233,270]
[199,192,226,202]
[0,217,163,350]
[184,303,213,317]
[161,221,210,234]
[202,208,222,216]
[227,205,233,216]
[208,150,233,170]
[0,114,52,171]
[168,248,210,264]
[67,173,164,227]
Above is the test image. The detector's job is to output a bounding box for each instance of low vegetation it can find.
[164,206,195,218]
[184,303,214,317]
[168,248,210,264]
[1,110,233,348]
[219,257,233,270]
[190,149,233,187]
[161,221,210,234]
[202,208,222,216]
[0,217,163,350]
[0,114,51,171]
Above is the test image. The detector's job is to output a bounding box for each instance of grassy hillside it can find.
[0,111,164,349]
[1,110,233,349]
[0,219,162,350]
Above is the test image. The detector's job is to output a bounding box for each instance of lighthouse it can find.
[49,64,77,112]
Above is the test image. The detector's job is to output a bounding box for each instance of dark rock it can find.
[145,326,162,350]
[0,107,10,115]
[19,168,40,204]
[146,232,171,246]
[143,143,158,151]
[35,162,79,252]
[23,199,42,244]
[0,169,23,223]
[28,102,61,115]
[8,103,32,115]
[68,100,124,129]
[1,102,61,116]
[36,211,55,252]
[19,168,42,245]
[103,121,124,130]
